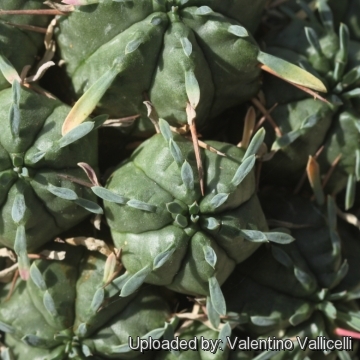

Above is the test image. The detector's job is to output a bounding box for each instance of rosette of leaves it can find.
[92,119,294,326]
[0,0,52,91]
[261,1,360,195]
[0,57,103,279]
[0,244,173,360]
[223,190,360,360]
[56,0,325,135]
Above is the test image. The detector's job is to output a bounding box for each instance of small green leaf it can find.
[125,38,143,54]
[228,25,248,37]
[273,129,304,150]
[341,66,360,89]
[43,290,58,317]
[9,104,20,138]
[28,151,46,164]
[159,118,173,142]
[74,198,103,214]
[195,6,213,15]
[127,199,156,212]
[289,303,313,326]
[241,230,267,243]
[181,161,194,191]
[231,155,255,186]
[14,225,27,254]
[345,173,356,210]
[209,277,226,316]
[120,265,151,297]
[174,214,188,228]
[11,193,26,224]
[294,267,315,291]
[0,321,15,333]
[317,301,337,319]
[59,122,94,148]
[166,202,184,215]
[90,287,105,313]
[185,70,200,108]
[257,51,327,92]
[210,193,229,209]
[203,217,220,231]
[251,315,278,326]
[169,139,183,166]
[30,263,47,291]
[82,344,92,357]
[150,16,163,26]
[180,37,192,57]
[271,246,293,268]
[109,272,132,295]
[203,246,217,268]
[77,323,88,338]
[47,184,78,200]
[153,245,176,270]
[189,201,199,215]
[218,322,231,347]
[305,27,323,55]
[243,128,265,160]
[342,88,360,99]
[0,52,21,84]
[12,79,21,105]
[92,186,128,204]
[265,232,295,244]
[207,296,220,328]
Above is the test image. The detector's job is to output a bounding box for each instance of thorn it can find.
[294,146,324,194]
[186,103,204,196]
[260,64,329,104]
[251,97,282,137]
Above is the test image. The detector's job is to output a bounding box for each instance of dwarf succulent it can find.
[55,0,325,135]
[224,190,360,359]
[0,245,172,359]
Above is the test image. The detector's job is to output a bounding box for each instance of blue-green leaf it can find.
[159,118,173,142]
[127,199,156,213]
[92,186,128,204]
[207,296,220,329]
[47,184,78,200]
[210,193,229,209]
[43,290,58,317]
[228,25,248,37]
[11,193,26,223]
[209,277,226,316]
[181,161,194,191]
[195,6,213,15]
[185,70,200,108]
[90,287,105,313]
[74,198,103,214]
[169,139,183,166]
[243,128,265,160]
[30,263,47,291]
[231,155,255,186]
[153,245,176,270]
[120,265,151,297]
[180,37,192,57]
[59,122,94,148]
[203,246,217,268]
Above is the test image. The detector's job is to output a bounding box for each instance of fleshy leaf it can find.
[159,118,173,142]
[305,27,323,55]
[228,25,248,37]
[166,202,184,215]
[14,225,30,280]
[120,265,151,297]
[0,52,21,84]
[240,230,267,243]
[195,6,213,15]
[210,193,229,209]
[174,214,188,228]
[43,290,58,317]
[231,155,255,187]
[127,199,156,213]
[59,122,94,148]
[77,323,88,338]
[265,232,295,244]
[181,161,194,191]
[0,321,15,333]
[169,139,183,166]
[153,245,176,270]
[203,245,217,268]
[209,277,226,316]
[9,103,20,138]
[11,193,26,224]
[345,174,356,210]
[185,70,200,108]
[92,186,128,204]
[90,287,105,313]
[257,51,327,92]
[74,198,103,214]
[180,37,192,57]
[271,246,293,268]
[204,217,220,231]
[251,315,278,326]
[243,128,265,160]
[30,263,47,291]
[125,38,143,54]
[47,184,78,200]
[207,296,220,329]
[218,322,232,349]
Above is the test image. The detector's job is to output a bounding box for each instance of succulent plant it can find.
[55,0,325,135]
[0,244,172,359]
[223,190,360,359]
[0,56,103,279]
[0,0,52,91]
[89,119,295,326]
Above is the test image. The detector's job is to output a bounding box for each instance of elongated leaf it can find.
[241,230,267,242]
[257,51,327,92]
[207,296,220,329]
[92,186,128,204]
[181,161,194,190]
[153,245,176,270]
[228,25,248,37]
[231,155,255,186]
[159,118,173,142]
[9,104,20,138]
[203,246,217,268]
[169,139,183,166]
[265,232,295,244]
[47,184,78,200]
[43,290,58,317]
[62,57,124,135]
[75,198,103,214]
[180,37,192,57]
[209,277,226,316]
[0,52,21,84]
[345,174,356,210]
[59,122,94,148]
[30,263,47,291]
[210,193,229,209]
[11,193,26,223]
[127,199,156,212]
[218,322,231,348]
[271,246,293,268]
[14,226,30,280]
[317,301,337,319]
[120,265,151,297]
[243,128,265,160]
[305,27,323,54]
[251,315,278,326]
[185,70,200,108]
[294,267,315,291]
[90,287,105,313]
[272,129,303,150]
